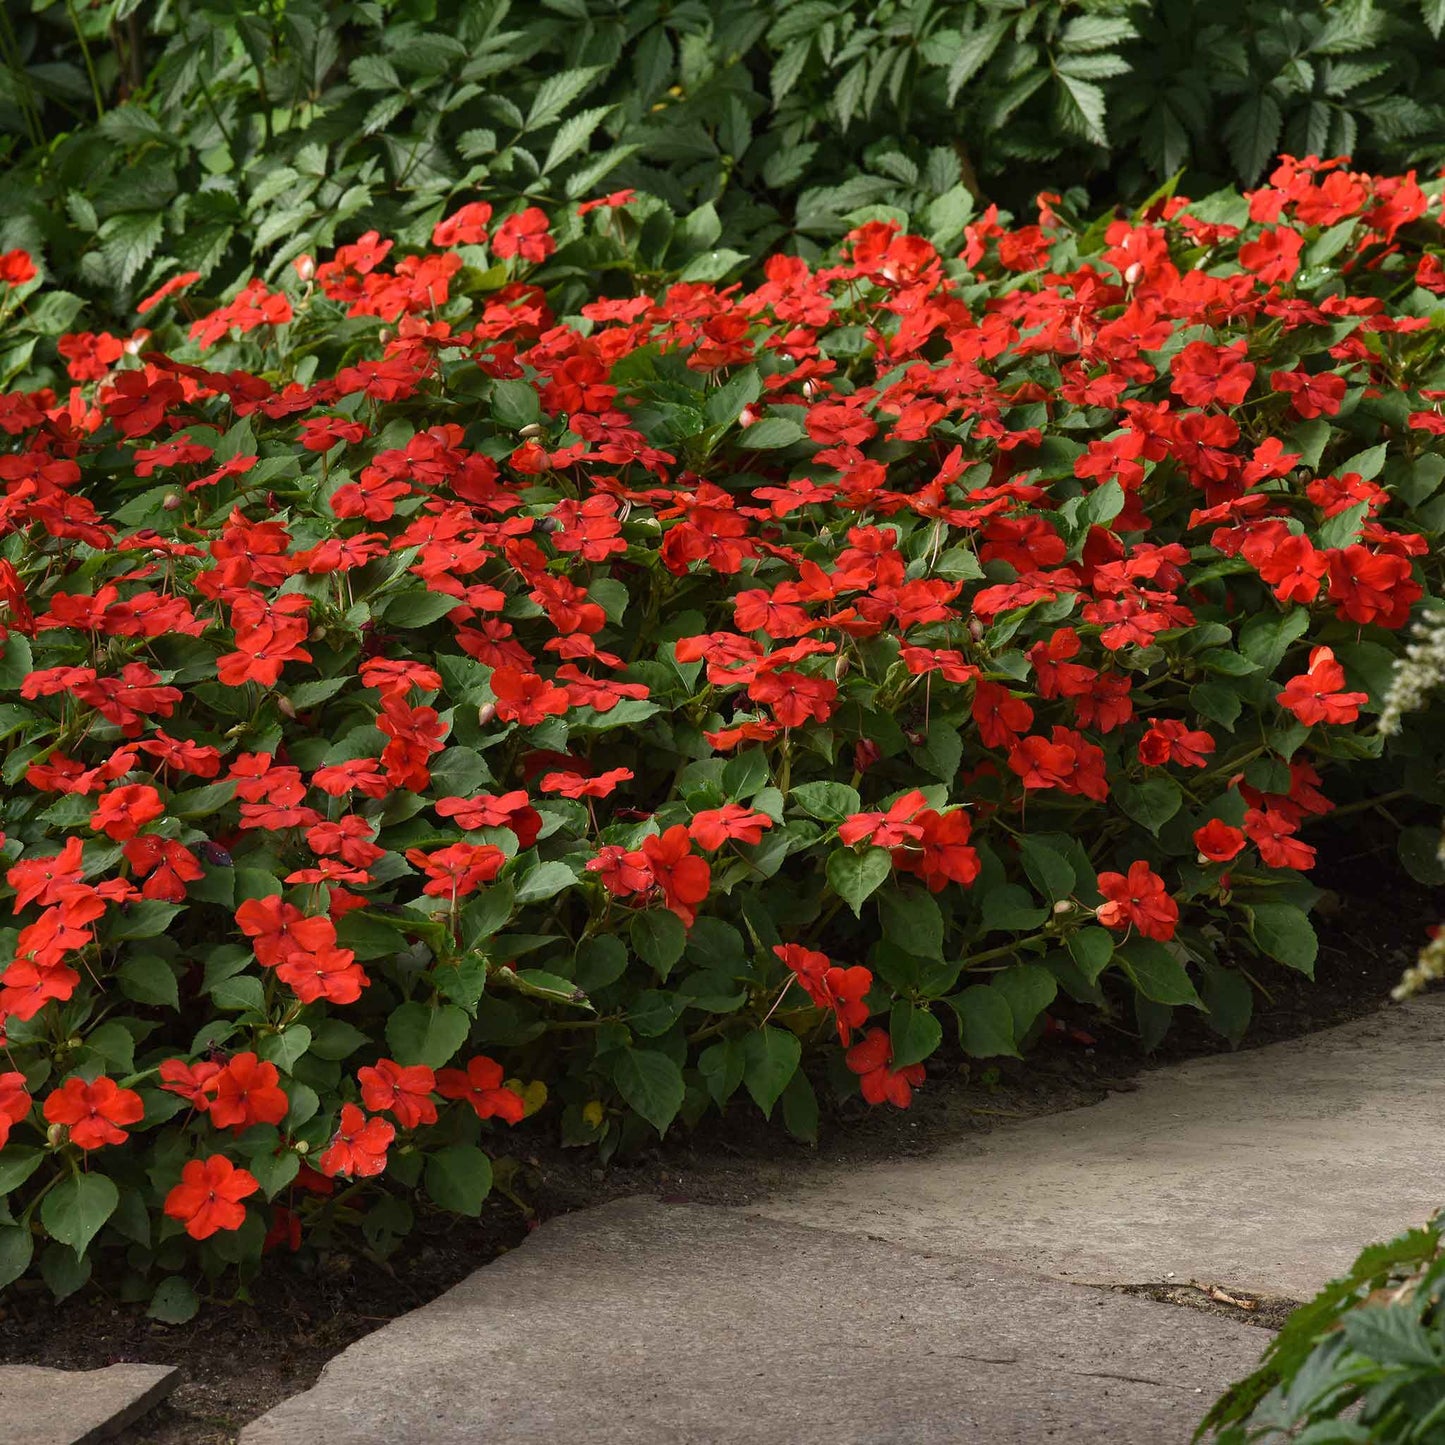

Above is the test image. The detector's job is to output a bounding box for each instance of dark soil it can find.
[1,828,1437,1444]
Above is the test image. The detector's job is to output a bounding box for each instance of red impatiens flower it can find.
[775,945,873,1044]
[1194,819,1247,864]
[492,207,555,263]
[274,946,370,1006]
[1277,646,1369,726]
[208,1052,289,1131]
[0,1072,31,1149]
[43,1075,145,1150]
[435,1056,525,1123]
[164,1155,260,1239]
[1095,861,1179,941]
[432,201,493,248]
[89,784,165,842]
[639,825,712,927]
[688,804,774,850]
[405,842,507,898]
[317,1104,395,1178]
[845,1028,926,1108]
[358,1059,438,1130]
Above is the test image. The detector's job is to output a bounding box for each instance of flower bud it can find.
[162,491,182,511]
[1124,262,1144,286]
[294,1139,310,1155]
[739,406,758,427]
[1052,899,1073,916]
[378,328,391,344]
[968,617,986,641]
[294,254,316,282]
[477,702,496,727]
[518,423,545,439]
[46,1123,65,1149]
[276,696,297,720]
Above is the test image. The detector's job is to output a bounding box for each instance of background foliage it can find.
[6,0,1445,316]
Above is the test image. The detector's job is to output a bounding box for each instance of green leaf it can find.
[1020,838,1075,902]
[1118,940,1204,1007]
[381,590,460,629]
[911,720,962,784]
[118,954,179,1009]
[425,1145,493,1217]
[385,1002,472,1068]
[889,1001,942,1069]
[741,1027,802,1118]
[630,910,687,979]
[491,377,541,430]
[0,1224,33,1289]
[949,984,1020,1059]
[992,964,1057,1038]
[148,1277,200,1324]
[790,781,860,822]
[878,887,943,960]
[0,632,32,690]
[1247,902,1318,977]
[827,847,891,916]
[704,367,763,428]
[1067,927,1114,982]
[736,416,807,450]
[698,1038,746,1107]
[613,1048,685,1134]
[542,104,614,174]
[1399,826,1445,886]
[1114,776,1182,835]
[1239,610,1311,673]
[1055,73,1108,147]
[0,1148,43,1196]
[42,1173,118,1258]
[1224,91,1283,184]
[1200,963,1253,1047]
[946,16,1010,103]
[780,1069,819,1144]
[513,860,576,904]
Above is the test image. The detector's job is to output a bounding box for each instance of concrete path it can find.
[241,997,1445,1443]
[0,1363,177,1445]
[757,995,1445,1299]
[241,1199,1264,1445]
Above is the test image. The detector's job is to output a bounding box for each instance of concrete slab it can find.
[241,1198,1264,1445]
[0,1363,179,1445]
[757,996,1445,1298]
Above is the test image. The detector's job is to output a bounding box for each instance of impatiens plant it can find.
[0,155,1443,1309]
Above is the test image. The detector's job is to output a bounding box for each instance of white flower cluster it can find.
[1380,610,1445,998]
[1379,610,1445,736]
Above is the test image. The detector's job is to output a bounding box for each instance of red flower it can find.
[0,1072,31,1149]
[1138,719,1216,769]
[1095,861,1179,941]
[688,804,774,850]
[358,1060,438,1130]
[164,1155,260,1239]
[405,842,507,898]
[275,946,370,1006]
[1238,226,1303,283]
[435,1056,525,1123]
[845,1028,925,1108]
[1194,820,1246,863]
[493,208,555,263]
[208,1052,289,1131]
[318,1103,395,1178]
[432,201,493,248]
[236,896,336,966]
[89,784,164,841]
[640,825,711,927]
[43,1075,145,1150]
[1277,646,1369,726]
[0,249,36,286]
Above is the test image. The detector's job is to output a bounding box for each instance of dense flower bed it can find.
[0,157,1441,1311]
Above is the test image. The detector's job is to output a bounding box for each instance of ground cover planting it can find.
[0,155,1442,1316]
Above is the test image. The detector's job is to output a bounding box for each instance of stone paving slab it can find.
[757,995,1445,1299]
[241,1198,1264,1445]
[0,1363,179,1445]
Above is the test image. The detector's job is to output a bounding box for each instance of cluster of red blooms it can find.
[0,155,1436,1270]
